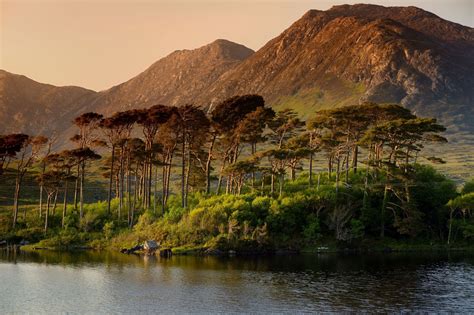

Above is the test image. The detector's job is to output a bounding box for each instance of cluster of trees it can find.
[1,95,472,246]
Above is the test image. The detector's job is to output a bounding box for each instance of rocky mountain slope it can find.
[89,39,254,115]
[198,4,473,134]
[1,4,472,141]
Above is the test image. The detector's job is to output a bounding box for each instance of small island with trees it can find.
[1,95,473,254]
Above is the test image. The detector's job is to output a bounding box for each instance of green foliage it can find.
[135,210,158,230]
[350,219,365,239]
[13,227,44,243]
[303,214,321,243]
[460,221,474,240]
[103,221,115,240]
[3,102,472,251]
[462,179,474,194]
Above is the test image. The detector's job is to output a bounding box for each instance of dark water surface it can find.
[1,250,474,313]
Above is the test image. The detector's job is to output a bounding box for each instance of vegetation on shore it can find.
[1,96,473,254]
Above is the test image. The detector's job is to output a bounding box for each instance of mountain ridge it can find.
[1,4,473,143]
[87,39,254,115]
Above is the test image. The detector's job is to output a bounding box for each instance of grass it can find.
[271,76,366,118]
[422,142,474,184]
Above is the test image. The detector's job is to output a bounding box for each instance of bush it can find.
[135,210,157,230]
[303,214,320,243]
[462,179,474,194]
[14,227,44,243]
[165,205,187,223]
[461,221,474,240]
[103,221,115,240]
[350,219,365,239]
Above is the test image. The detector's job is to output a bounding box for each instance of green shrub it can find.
[350,219,365,239]
[462,179,474,194]
[103,221,115,240]
[461,221,474,240]
[303,214,320,242]
[15,227,44,243]
[135,210,157,230]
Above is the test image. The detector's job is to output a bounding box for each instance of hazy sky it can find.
[1,0,472,91]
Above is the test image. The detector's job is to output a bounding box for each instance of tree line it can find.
[2,95,470,241]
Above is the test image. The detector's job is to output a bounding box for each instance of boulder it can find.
[143,240,159,252]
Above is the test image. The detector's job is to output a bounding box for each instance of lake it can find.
[1,250,474,313]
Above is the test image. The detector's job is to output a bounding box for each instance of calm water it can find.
[1,250,474,313]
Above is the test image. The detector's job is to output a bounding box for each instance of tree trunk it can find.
[216,160,226,195]
[79,163,85,219]
[362,160,369,211]
[380,184,389,238]
[309,151,313,186]
[165,153,173,206]
[52,190,58,215]
[251,143,256,189]
[345,150,350,183]
[335,157,340,196]
[352,145,358,173]
[328,156,332,180]
[74,164,80,210]
[44,194,51,233]
[39,185,44,218]
[270,174,275,195]
[137,162,146,204]
[205,161,212,194]
[62,181,68,228]
[12,176,21,228]
[131,165,139,228]
[181,138,185,208]
[115,172,120,205]
[184,147,191,209]
[106,145,116,215]
[147,155,153,210]
[153,163,158,214]
[226,174,231,194]
[448,208,454,245]
[142,157,148,209]
[279,173,284,197]
[125,152,130,225]
[128,154,132,223]
[119,146,125,220]
[142,159,147,209]
[205,135,216,194]
[162,156,167,215]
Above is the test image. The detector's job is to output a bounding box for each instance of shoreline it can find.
[12,241,474,257]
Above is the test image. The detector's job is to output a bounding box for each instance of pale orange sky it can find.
[1,0,473,91]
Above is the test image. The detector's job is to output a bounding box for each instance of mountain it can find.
[1,4,473,141]
[0,70,95,136]
[197,4,473,134]
[88,39,254,115]
[0,39,254,142]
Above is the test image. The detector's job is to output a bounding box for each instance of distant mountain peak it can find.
[88,39,254,114]
[201,39,254,60]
